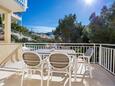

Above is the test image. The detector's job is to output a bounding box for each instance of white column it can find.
[4,12,11,43]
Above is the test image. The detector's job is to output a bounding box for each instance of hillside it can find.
[11,23,55,43]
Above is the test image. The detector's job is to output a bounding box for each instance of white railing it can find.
[0,43,114,75]
[99,45,115,75]
[16,0,28,9]
[23,43,115,75]
[23,43,99,63]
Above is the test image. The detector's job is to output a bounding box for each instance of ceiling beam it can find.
[0,5,11,13]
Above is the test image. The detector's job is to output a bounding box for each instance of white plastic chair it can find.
[21,51,44,86]
[77,48,94,78]
[47,52,73,86]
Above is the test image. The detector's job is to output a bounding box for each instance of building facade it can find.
[0,0,28,43]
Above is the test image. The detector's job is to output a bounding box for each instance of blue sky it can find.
[22,0,114,33]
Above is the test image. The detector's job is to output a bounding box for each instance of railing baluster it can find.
[106,48,107,68]
[113,50,115,74]
[94,44,96,63]
[102,47,104,66]
[104,48,105,67]
[110,49,112,72]
[107,49,109,69]
[108,49,110,70]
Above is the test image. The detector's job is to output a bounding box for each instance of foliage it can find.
[53,2,115,43]
[11,1,115,43]
[53,14,84,43]
[11,23,29,34]
[81,27,90,43]
[87,2,115,43]
[20,38,29,43]
[11,22,54,43]
[11,35,19,42]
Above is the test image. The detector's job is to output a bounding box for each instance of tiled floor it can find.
[1,63,115,86]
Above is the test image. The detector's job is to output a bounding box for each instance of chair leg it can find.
[21,71,25,86]
[41,65,43,86]
[41,70,43,86]
[51,72,53,80]
[69,70,71,86]
[74,59,77,81]
[85,65,87,73]
[47,69,50,86]
[89,65,92,78]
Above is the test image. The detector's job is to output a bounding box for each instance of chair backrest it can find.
[84,48,94,57]
[23,51,41,67]
[49,52,70,70]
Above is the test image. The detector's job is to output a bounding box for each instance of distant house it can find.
[12,32,32,41]
[34,32,54,39]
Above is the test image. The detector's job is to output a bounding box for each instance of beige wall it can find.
[0,6,12,43]
[0,43,22,66]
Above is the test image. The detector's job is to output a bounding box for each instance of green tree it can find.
[81,26,90,43]
[88,2,115,43]
[11,23,29,34]
[11,22,54,43]
[11,35,19,42]
[53,14,84,43]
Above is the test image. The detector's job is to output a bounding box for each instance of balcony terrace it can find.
[0,43,115,86]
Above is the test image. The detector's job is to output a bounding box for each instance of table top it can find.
[54,49,76,55]
[36,49,76,55]
[36,48,54,54]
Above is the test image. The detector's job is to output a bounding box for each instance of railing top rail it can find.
[24,43,96,44]
[0,43,22,45]
[1,43,115,47]
[102,47,115,49]
[24,43,115,46]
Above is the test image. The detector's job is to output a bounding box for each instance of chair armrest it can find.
[74,53,84,55]
[78,55,91,63]
[78,55,89,59]
[77,53,84,55]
